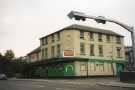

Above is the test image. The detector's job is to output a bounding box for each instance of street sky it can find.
[0,0,135,57]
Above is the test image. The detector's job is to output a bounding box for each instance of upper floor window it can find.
[116,47,122,58]
[106,35,110,42]
[90,44,94,56]
[44,37,48,45]
[57,32,60,41]
[57,44,61,57]
[116,36,121,44]
[80,43,85,55]
[51,46,55,57]
[45,48,48,58]
[98,34,103,42]
[52,34,55,42]
[41,48,44,58]
[41,39,44,45]
[89,32,94,41]
[99,45,103,57]
[80,31,84,39]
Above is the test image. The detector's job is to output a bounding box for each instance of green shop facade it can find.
[24,57,127,78]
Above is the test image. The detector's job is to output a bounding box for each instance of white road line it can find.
[64,89,72,90]
[55,88,72,90]
[56,87,62,90]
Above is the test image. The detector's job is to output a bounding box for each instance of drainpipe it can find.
[86,61,88,77]
[111,42,115,77]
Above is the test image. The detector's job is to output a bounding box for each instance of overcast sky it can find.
[0,0,135,57]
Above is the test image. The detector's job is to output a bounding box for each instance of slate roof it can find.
[63,24,123,36]
[27,47,40,55]
[40,24,123,39]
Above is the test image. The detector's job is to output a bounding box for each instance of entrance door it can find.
[116,63,124,75]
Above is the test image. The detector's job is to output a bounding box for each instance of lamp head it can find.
[95,16,106,24]
[67,11,86,21]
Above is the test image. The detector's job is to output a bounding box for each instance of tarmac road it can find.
[0,79,134,90]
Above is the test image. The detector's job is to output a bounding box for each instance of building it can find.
[31,24,127,77]
[27,47,41,62]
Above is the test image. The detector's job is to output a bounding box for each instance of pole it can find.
[67,11,135,70]
[130,27,135,70]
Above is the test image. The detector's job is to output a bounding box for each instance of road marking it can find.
[55,88,72,90]
[64,89,72,90]
[56,87,62,90]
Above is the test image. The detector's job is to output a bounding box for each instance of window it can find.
[80,43,85,55]
[98,34,102,42]
[45,48,48,58]
[41,38,44,45]
[52,34,55,42]
[80,31,84,39]
[80,63,86,71]
[44,37,48,45]
[99,45,103,56]
[116,36,121,44]
[42,48,44,58]
[89,32,94,41]
[89,63,94,71]
[90,44,94,56]
[57,44,61,57]
[57,32,60,41]
[51,46,55,57]
[106,35,110,42]
[117,47,122,58]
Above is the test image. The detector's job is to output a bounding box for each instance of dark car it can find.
[0,74,7,80]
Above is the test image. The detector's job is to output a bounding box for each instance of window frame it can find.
[80,43,85,55]
[80,31,84,40]
[98,33,103,42]
[90,44,95,56]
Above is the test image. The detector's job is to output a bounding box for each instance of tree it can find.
[0,52,2,57]
[4,50,15,60]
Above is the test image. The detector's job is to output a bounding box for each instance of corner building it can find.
[37,24,127,77]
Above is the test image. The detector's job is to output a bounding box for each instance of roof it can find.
[27,47,40,55]
[40,24,124,39]
[63,24,123,36]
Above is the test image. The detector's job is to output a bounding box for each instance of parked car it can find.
[0,74,7,80]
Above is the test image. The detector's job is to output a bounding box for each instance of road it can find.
[0,79,134,90]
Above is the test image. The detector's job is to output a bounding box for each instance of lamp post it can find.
[67,11,135,70]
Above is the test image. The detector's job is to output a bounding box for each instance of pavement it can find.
[97,81,135,88]
[9,77,135,88]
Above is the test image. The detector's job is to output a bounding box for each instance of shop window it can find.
[80,63,86,71]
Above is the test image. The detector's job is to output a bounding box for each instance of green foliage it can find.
[0,50,29,77]
[4,50,15,60]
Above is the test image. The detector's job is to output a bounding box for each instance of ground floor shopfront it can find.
[30,58,127,78]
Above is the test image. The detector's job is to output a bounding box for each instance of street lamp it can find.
[67,11,135,70]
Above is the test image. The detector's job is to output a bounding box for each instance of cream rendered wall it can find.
[40,33,61,59]
[66,29,126,60]
[74,61,117,76]
[60,30,75,54]
[40,29,125,61]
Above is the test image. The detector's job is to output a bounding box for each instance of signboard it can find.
[63,50,74,57]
